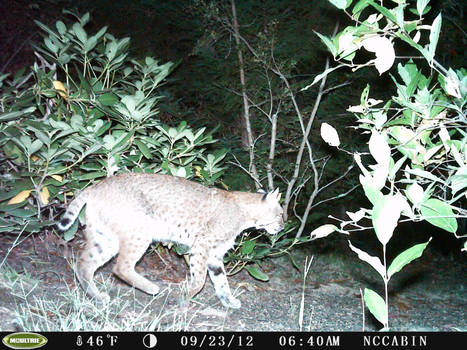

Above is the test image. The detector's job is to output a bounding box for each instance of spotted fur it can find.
[59,173,284,308]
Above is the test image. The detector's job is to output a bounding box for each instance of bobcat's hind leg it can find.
[76,223,119,303]
[112,236,160,295]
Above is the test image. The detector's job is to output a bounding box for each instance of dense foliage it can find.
[315,0,466,330]
[0,12,225,239]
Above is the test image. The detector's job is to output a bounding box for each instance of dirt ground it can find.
[0,231,465,332]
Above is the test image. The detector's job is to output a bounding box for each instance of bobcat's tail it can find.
[57,194,88,231]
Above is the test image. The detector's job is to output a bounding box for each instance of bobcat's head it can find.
[254,188,284,235]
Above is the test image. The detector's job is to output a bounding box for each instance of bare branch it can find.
[317,164,355,195]
[322,81,352,95]
[228,154,262,188]
[267,112,278,191]
[282,56,329,222]
[231,0,260,189]
[311,184,360,210]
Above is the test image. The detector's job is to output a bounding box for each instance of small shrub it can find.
[314,0,466,329]
[0,12,226,239]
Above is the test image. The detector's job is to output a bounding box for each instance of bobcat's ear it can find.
[258,188,268,201]
[272,188,281,201]
[266,188,281,202]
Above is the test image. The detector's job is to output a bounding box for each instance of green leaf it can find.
[112,132,133,153]
[93,26,108,41]
[0,111,22,121]
[368,0,397,24]
[56,21,67,35]
[3,141,25,164]
[72,22,87,43]
[25,220,47,233]
[394,5,404,29]
[6,208,36,217]
[310,224,338,239]
[372,194,404,245]
[288,254,301,270]
[328,0,352,10]
[404,167,445,184]
[34,20,61,41]
[359,174,384,206]
[387,239,431,280]
[84,36,97,52]
[451,165,467,196]
[81,143,102,158]
[247,266,269,282]
[30,139,43,155]
[397,60,419,88]
[427,14,442,64]
[397,32,425,57]
[420,198,458,233]
[302,64,343,91]
[360,84,370,105]
[172,243,189,255]
[57,53,71,65]
[49,119,71,131]
[352,0,370,19]
[369,130,390,166]
[364,288,387,326]
[335,28,358,61]
[81,12,91,25]
[34,129,50,145]
[314,31,337,57]
[97,92,119,106]
[416,0,430,16]
[44,38,59,53]
[75,171,106,181]
[19,135,32,151]
[241,240,256,255]
[170,166,187,178]
[348,241,385,278]
[78,205,87,225]
[134,139,153,160]
[388,155,407,180]
[95,121,111,137]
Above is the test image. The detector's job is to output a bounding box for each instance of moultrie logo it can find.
[2,332,48,349]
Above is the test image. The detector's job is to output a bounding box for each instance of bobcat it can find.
[58,173,284,308]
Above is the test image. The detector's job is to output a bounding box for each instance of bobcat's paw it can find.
[221,296,241,309]
[142,283,160,295]
[94,292,110,305]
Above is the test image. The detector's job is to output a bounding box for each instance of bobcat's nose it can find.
[266,222,284,235]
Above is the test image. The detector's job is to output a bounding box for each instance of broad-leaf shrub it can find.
[315,0,466,329]
[0,12,226,239]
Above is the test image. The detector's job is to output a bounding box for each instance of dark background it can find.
[0,0,465,254]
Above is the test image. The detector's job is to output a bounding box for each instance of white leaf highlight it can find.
[362,36,395,74]
[320,123,340,147]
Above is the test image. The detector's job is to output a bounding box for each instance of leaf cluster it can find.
[319,0,466,330]
[0,12,226,237]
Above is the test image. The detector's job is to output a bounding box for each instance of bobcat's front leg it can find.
[207,255,241,309]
